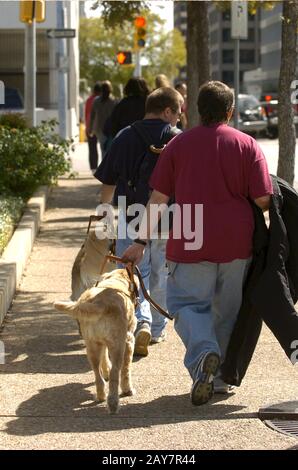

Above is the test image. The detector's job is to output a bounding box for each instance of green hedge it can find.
[0,116,72,253]
[0,119,72,199]
[0,196,24,255]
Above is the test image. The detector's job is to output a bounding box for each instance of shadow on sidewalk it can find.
[4,382,254,437]
[35,180,101,247]
[1,292,89,375]
[48,181,99,211]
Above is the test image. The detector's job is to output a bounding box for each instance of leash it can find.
[86,215,116,255]
[101,255,173,320]
[87,215,105,234]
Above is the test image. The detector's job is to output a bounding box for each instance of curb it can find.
[0,186,49,327]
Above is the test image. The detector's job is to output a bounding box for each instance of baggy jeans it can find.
[166,258,251,379]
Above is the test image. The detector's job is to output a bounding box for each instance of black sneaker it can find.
[134,321,151,356]
[191,352,220,406]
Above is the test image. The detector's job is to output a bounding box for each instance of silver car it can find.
[231,94,268,134]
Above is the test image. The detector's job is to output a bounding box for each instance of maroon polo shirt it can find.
[150,123,273,263]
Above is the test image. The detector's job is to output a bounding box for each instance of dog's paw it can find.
[95,393,106,403]
[120,388,135,397]
[107,396,119,414]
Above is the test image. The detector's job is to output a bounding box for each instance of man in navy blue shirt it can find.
[94,87,183,356]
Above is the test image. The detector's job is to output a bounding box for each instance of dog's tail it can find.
[54,300,104,321]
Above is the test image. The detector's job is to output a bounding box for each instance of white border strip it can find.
[0,186,49,326]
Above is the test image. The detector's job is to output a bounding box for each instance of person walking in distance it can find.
[89,80,116,159]
[85,82,101,172]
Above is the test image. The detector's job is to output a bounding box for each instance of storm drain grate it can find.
[259,401,298,438]
[264,420,298,438]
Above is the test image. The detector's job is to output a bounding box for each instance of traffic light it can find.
[134,16,146,49]
[20,1,45,23]
[116,51,132,65]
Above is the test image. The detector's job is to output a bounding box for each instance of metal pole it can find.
[134,50,142,77]
[56,0,68,139]
[234,38,240,129]
[24,19,36,126]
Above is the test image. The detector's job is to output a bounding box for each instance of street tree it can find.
[92,1,149,27]
[277,0,298,186]
[186,1,211,128]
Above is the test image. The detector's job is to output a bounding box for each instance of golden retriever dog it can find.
[54,268,138,414]
[71,230,114,301]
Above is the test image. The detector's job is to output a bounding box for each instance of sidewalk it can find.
[0,146,298,450]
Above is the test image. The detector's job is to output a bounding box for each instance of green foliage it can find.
[79,13,186,93]
[0,119,72,199]
[0,196,24,255]
[0,113,29,130]
[98,1,149,28]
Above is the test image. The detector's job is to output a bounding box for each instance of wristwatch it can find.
[134,238,147,246]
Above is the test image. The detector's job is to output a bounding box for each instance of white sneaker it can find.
[150,330,166,344]
[213,377,234,394]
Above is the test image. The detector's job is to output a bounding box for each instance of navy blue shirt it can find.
[94,119,181,201]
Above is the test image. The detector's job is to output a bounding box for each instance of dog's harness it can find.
[101,255,173,320]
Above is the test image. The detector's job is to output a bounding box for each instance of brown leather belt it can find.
[101,254,173,320]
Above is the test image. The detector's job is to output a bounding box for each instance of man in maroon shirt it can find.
[121,81,272,406]
[85,82,101,171]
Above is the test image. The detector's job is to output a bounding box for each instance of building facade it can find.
[243,3,294,99]
[173,2,260,89]
[0,0,81,138]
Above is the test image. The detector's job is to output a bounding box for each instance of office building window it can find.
[222,49,234,64]
[240,50,255,63]
[222,28,230,42]
[222,70,234,85]
[222,10,231,21]
[248,28,255,42]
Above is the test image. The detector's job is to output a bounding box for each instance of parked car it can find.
[0,87,23,111]
[260,97,298,139]
[235,94,268,135]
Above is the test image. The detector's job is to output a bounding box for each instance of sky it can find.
[84,0,174,31]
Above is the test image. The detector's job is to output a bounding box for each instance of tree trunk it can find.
[187,1,211,128]
[277,0,298,186]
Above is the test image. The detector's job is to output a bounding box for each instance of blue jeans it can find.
[166,259,251,380]
[116,234,168,338]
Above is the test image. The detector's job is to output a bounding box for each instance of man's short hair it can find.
[145,87,183,115]
[93,82,102,94]
[197,81,234,126]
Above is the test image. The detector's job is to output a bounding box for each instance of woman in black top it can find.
[109,77,150,138]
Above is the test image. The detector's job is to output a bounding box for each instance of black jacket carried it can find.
[221,175,298,386]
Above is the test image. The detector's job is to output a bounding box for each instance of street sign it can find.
[47,29,76,39]
[231,1,248,39]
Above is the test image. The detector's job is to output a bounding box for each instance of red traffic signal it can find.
[134,16,146,49]
[116,51,132,65]
[134,16,146,28]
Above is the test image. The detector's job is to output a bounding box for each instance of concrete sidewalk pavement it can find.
[0,154,298,449]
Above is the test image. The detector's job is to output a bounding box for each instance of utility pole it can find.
[56,0,68,139]
[20,1,46,126]
[134,50,142,77]
[133,16,146,78]
[24,15,36,126]
[231,1,248,130]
